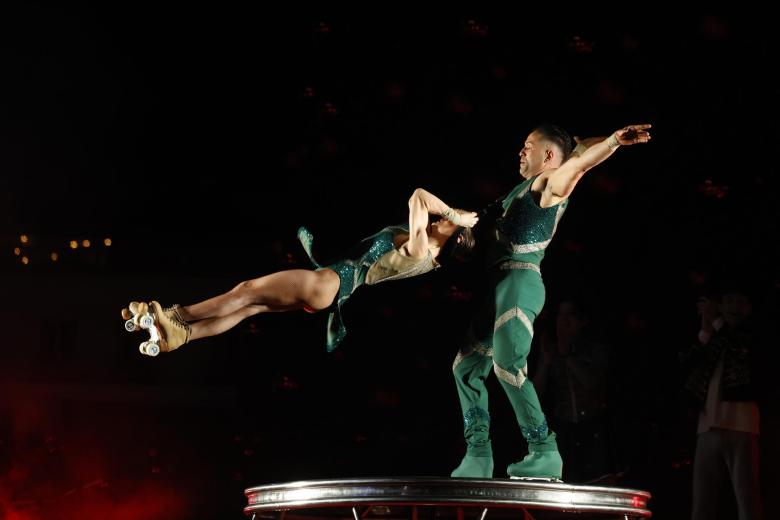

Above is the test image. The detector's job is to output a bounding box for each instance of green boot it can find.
[506,451,563,481]
[451,454,494,478]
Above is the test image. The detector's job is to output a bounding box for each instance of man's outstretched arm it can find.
[549,124,652,200]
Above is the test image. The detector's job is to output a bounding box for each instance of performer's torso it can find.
[490,175,569,267]
[337,225,436,288]
[363,227,436,285]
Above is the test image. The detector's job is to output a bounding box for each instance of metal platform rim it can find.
[245,498,652,517]
[244,476,652,518]
[244,476,652,498]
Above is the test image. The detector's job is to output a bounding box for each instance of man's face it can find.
[719,292,752,324]
[518,131,549,179]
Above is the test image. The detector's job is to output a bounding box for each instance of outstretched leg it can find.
[188,303,298,341]
[124,268,341,354]
[179,268,339,321]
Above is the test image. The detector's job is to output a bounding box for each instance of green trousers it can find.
[453,265,557,455]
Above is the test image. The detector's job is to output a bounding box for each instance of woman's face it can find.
[432,218,459,239]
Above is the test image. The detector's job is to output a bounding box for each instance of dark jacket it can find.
[681,321,761,405]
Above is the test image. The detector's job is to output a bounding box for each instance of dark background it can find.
[1,6,778,519]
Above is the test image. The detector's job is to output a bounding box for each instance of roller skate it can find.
[121,301,191,356]
[506,451,563,482]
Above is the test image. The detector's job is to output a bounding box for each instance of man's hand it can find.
[615,124,652,146]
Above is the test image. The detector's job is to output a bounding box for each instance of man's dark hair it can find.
[533,123,573,160]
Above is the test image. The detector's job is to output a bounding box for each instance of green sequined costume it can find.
[452,175,568,479]
[298,224,436,351]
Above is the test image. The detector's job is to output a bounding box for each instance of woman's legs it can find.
[189,303,297,341]
[178,269,340,322]
[125,269,341,352]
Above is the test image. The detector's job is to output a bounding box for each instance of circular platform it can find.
[245,477,651,519]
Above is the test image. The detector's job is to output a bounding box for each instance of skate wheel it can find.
[125,319,137,332]
[121,308,132,320]
[145,342,160,357]
[139,341,159,356]
[140,315,154,329]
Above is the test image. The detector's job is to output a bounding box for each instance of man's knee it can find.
[453,342,493,373]
[491,346,527,373]
[492,359,528,389]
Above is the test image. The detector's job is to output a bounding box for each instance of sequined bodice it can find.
[297,224,437,350]
[491,176,568,266]
[366,248,436,285]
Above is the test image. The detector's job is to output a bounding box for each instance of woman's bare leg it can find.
[177,269,340,322]
[188,303,298,341]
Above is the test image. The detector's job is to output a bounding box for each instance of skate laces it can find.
[162,303,191,341]
[163,304,186,324]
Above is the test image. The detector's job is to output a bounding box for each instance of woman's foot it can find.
[121,301,191,355]
[149,300,191,352]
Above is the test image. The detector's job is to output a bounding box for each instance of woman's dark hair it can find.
[439,225,475,264]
